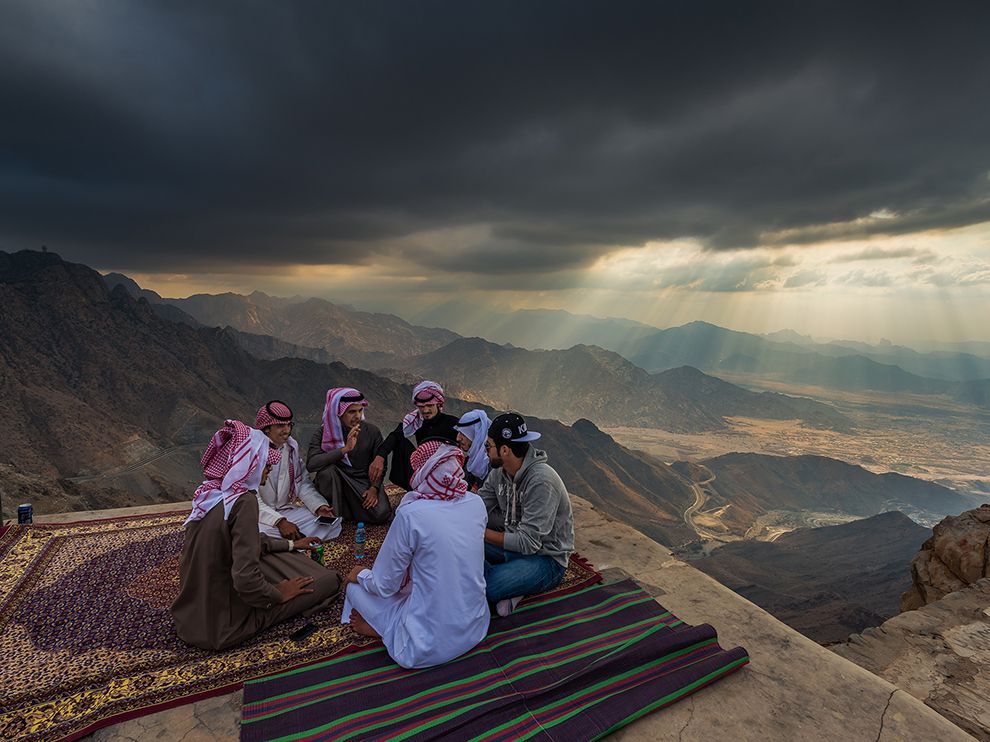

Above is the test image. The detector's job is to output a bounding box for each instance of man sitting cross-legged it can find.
[342,439,490,669]
[307,387,391,524]
[172,420,341,651]
[479,412,575,617]
[255,400,340,542]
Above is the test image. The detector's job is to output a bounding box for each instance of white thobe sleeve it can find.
[357,511,414,599]
[294,450,330,513]
[256,489,284,528]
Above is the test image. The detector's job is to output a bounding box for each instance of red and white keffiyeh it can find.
[255,400,292,430]
[186,420,281,525]
[321,387,368,466]
[401,380,445,437]
[402,441,468,504]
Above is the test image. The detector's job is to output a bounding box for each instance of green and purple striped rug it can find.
[240,579,749,741]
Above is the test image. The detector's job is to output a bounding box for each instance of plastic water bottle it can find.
[355,522,366,560]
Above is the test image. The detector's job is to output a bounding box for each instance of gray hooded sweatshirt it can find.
[478,447,574,567]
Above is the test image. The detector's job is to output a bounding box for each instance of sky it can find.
[2,1,989,344]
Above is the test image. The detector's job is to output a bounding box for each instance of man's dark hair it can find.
[503,441,530,459]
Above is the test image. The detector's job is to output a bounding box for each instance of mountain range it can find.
[106,274,855,434]
[409,302,662,353]
[114,276,990,404]
[387,337,852,433]
[411,302,990,401]
[623,322,990,402]
[103,273,459,369]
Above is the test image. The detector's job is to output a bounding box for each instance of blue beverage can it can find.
[18,504,33,524]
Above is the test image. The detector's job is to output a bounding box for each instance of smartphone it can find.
[318,515,342,527]
[290,623,317,642]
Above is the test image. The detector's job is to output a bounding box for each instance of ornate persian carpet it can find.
[240,579,749,741]
[0,506,601,742]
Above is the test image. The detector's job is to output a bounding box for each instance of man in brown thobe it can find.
[172,420,341,650]
[307,387,391,524]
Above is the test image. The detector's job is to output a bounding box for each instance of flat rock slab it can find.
[834,578,990,741]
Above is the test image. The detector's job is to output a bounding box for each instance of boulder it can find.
[901,504,990,611]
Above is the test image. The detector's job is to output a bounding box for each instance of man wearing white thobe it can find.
[255,401,341,542]
[342,441,490,669]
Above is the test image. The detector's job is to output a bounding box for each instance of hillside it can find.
[689,511,930,643]
[392,336,851,433]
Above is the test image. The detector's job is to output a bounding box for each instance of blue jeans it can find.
[484,543,566,603]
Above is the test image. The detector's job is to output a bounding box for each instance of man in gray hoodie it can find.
[479,412,575,616]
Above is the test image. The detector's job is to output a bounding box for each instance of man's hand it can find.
[315,505,334,518]
[277,575,315,603]
[293,536,321,551]
[484,527,505,548]
[277,518,303,541]
[343,424,361,454]
[369,455,385,486]
[346,565,365,584]
[361,486,378,510]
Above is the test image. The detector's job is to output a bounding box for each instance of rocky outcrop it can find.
[901,504,990,611]
[833,579,990,740]
[834,505,990,738]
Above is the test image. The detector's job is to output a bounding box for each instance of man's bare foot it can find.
[350,609,381,638]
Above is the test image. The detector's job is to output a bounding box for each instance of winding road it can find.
[683,472,717,539]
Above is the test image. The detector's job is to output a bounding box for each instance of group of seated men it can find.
[171,381,575,669]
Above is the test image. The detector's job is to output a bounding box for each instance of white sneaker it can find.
[496,596,523,617]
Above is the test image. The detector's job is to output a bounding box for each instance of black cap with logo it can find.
[488,412,542,447]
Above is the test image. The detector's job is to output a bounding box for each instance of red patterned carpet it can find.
[0,504,601,741]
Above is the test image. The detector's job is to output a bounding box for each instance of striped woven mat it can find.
[240,579,749,741]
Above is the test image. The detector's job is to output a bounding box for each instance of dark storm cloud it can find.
[2,0,989,276]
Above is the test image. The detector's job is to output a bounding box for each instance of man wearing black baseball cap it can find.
[478,412,574,617]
